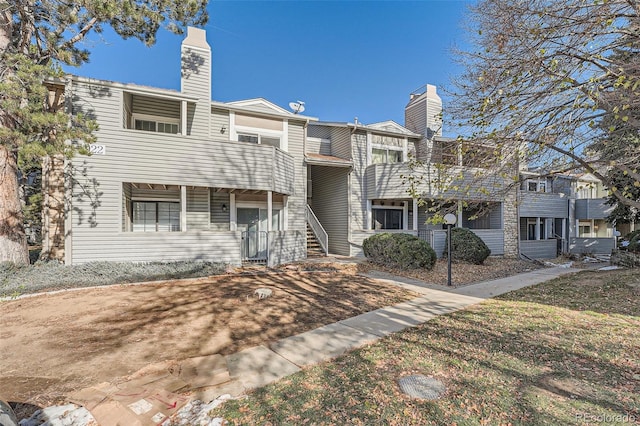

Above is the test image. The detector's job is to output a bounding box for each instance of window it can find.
[372,209,403,230]
[134,118,179,134]
[132,201,180,232]
[237,132,281,148]
[433,139,458,165]
[526,179,547,192]
[578,220,592,237]
[372,147,403,164]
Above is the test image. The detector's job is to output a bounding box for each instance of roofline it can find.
[210,100,318,121]
[312,121,422,138]
[64,75,200,102]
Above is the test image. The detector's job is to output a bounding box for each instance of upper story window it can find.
[372,134,405,164]
[372,147,403,164]
[134,118,180,134]
[238,132,281,148]
[526,179,547,192]
[124,93,183,134]
[232,112,286,151]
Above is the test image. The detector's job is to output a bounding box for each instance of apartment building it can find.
[42,27,620,265]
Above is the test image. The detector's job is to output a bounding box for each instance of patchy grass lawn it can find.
[212,269,640,425]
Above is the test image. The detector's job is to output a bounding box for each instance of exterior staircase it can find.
[307,224,326,258]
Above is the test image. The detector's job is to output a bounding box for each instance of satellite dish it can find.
[289,101,305,114]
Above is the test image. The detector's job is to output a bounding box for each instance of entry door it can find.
[237,208,268,259]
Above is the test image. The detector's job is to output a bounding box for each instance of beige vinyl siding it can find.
[68,80,300,264]
[519,192,569,218]
[349,131,368,256]
[131,95,180,120]
[268,231,306,266]
[330,127,352,160]
[365,163,411,199]
[286,121,307,235]
[520,240,557,259]
[235,114,283,131]
[471,229,504,255]
[404,100,426,135]
[574,198,614,220]
[71,231,242,263]
[309,166,350,255]
[187,187,209,230]
[308,125,331,139]
[122,182,132,231]
[211,108,230,141]
[210,191,230,231]
[569,237,614,254]
[273,150,296,195]
[180,45,210,139]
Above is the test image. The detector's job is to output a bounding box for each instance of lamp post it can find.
[444,213,457,286]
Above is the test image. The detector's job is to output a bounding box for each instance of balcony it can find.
[575,198,613,220]
[519,191,569,218]
[89,128,296,195]
[365,162,507,200]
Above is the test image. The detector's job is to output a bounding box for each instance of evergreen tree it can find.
[0,1,208,263]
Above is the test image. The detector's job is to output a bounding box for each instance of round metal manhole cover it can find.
[398,375,446,400]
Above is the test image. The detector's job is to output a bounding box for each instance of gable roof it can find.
[227,98,294,115]
[367,120,416,136]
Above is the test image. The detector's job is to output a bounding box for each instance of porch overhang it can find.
[305,153,352,168]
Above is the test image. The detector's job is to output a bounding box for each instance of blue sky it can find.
[68,1,473,133]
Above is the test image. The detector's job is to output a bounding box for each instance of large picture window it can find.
[372,208,403,230]
[132,201,180,232]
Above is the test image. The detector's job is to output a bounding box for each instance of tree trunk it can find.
[0,144,29,264]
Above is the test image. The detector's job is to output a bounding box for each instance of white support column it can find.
[457,202,463,228]
[283,195,288,231]
[181,100,188,136]
[181,185,187,232]
[535,217,541,240]
[267,191,273,232]
[365,200,372,230]
[229,192,236,231]
[403,201,409,231]
[413,198,419,231]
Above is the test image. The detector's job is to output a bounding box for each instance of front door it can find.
[237,208,268,260]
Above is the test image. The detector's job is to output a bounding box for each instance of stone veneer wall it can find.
[503,185,519,257]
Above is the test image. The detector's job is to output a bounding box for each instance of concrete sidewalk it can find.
[196,265,581,401]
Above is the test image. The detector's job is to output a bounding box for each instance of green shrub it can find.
[627,231,640,252]
[443,227,491,264]
[363,233,437,270]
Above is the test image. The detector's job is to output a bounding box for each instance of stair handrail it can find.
[306,205,329,255]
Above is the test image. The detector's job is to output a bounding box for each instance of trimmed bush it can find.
[443,227,491,265]
[363,233,437,270]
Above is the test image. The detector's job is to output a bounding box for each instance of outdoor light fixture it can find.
[222,204,227,212]
[220,126,227,134]
[444,213,457,286]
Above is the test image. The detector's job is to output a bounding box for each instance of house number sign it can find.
[89,144,106,155]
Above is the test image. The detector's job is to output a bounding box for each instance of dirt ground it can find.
[0,264,416,416]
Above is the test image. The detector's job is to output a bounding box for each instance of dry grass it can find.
[212,269,640,425]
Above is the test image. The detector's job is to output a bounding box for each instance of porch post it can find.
[229,192,236,231]
[535,217,541,240]
[403,201,409,231]
[181,185,187,231]
[413,198,419,232]
[562,218,567,252]
[365,200,372,230]
[457,201,463,227]
[283,195,288,231]
[267,191,273,232]
[181,100,188,136]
